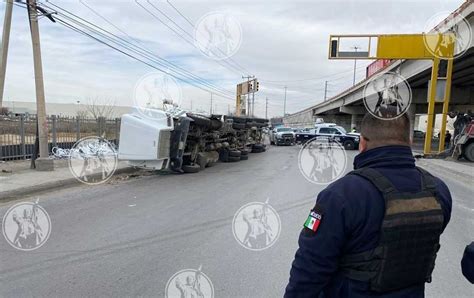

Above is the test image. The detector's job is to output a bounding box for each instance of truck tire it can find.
[182,164,200,173]
[343,140,355,150]
[196,153,207,170]
[210,119,223,130]
[252,144,265,153]
[232,123,246,130]
[240,155,249,160]
[228,156,240,162]
[463,142,474,162]
[229,150,241,158]
[219,149,229,162]
[188,114,211,128]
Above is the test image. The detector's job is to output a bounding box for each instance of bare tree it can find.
[76,109,89,119]
[84,96,116,120]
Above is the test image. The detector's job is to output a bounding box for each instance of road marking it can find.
[128,204,136,207]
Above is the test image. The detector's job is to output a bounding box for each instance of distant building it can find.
[3,100,132,118]
[270,117,283,127]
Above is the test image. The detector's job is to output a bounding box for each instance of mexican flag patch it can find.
[304,211,322,232]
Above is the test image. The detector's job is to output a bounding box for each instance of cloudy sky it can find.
[0,0,465,118]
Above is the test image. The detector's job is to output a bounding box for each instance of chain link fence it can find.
[0,115,120,161]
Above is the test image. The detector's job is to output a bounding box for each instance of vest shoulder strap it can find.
[348,167,396,195]
[415,167,437,192]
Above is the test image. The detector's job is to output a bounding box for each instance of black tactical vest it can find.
[340,167,445,293]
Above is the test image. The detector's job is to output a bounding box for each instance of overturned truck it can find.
[118,108,268,173]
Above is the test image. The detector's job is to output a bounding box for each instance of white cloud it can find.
[0,0,464,118]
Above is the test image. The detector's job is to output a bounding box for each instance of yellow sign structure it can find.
[328,34,455,154]
[236,79,259,116]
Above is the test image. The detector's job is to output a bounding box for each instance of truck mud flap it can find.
[170,117,192,173]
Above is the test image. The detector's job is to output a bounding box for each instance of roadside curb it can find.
[0,166,139,202]
[416,158,473,186]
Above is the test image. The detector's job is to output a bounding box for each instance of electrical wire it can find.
[77,0,234,97]
[39,1,236,100]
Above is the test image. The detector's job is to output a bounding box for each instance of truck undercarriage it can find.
[118,107,269,173]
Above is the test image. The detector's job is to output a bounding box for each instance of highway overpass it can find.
[283,1,474,136]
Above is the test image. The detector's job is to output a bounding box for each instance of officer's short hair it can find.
[360,110,411,148]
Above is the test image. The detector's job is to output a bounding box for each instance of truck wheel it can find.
[228,156,240,162]
[187,113,211,128]
[343,140,355,150]
[219,149,229,162]
[463,142,474,162]
[196,153,207,170]
[182,164,200,173]
[240,149,249,156]
[229,150,241,157]
[232,123,246,130]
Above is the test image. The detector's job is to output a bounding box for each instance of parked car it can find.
[413,130,425,139]
[295,123,360,150]
[270,127,296,146]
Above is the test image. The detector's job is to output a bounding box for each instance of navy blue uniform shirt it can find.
[285,145,452,298]
[461,242,474,284]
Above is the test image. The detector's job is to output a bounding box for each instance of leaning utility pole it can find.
[28,0,52,170]
[0,0,13,108]
[283,86,287,116]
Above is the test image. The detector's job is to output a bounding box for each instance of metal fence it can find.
[0,115,121,161]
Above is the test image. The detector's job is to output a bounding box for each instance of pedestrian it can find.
[285,111,452,297]
[445,130,452,149]
[461,242,474,284]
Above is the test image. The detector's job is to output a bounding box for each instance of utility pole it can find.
[0,0,13,108]
[265,97,268,119]
[28,0,53,170]
[210,92,213,114]
[351,45,360,86]
[252,89,255,117]
[324,81,328,101]
[283,86,287,116]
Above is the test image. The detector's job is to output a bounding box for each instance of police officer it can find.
[461,242,474,284]
[285,112,452,297]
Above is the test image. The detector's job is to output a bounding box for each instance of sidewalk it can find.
[0,159,136,201]
[416,156,474,185]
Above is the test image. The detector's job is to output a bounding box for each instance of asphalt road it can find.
[0,145,473,297]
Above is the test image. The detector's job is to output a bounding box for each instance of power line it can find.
[39,1,235,100]
[77,0,234,97]
[135,0,247,77]
[164,0,251,75]
[50,14,235,100]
